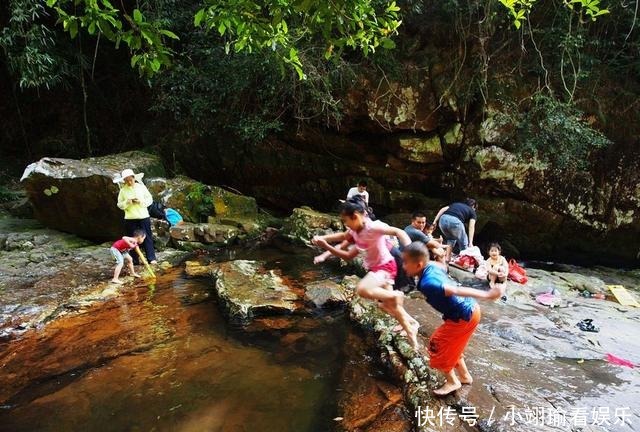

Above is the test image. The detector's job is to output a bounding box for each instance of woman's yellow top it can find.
[117,182,153,220]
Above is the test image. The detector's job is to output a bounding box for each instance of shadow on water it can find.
[0,246,374,432]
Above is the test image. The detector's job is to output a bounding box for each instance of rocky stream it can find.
[0,151,638,432]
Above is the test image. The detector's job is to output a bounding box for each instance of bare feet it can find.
[433,381,462,396]
[111,279,124,285]
[313,255,326,265]
[132,273,142,278]
[150,260,158,265]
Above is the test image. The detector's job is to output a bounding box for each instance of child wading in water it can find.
[312,198,420,348]
[110,230,146,284]
[402,242,502,396]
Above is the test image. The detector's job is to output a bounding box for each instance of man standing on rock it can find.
[433,198,477,255]
[115,168,157,265]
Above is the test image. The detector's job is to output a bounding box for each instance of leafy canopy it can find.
[194,0,402,79]
[45,0,179,78]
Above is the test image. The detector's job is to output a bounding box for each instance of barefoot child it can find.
[482,243,508,296]
[402,242,502,396]
[312,198,420,348]
[110,230,146,284]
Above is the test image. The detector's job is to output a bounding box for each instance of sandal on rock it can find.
[576,318,600,333]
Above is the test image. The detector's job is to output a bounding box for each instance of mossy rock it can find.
[147,176,259,224]
[281,206,343,244]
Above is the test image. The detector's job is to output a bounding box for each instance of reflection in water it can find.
[0,249,356,432]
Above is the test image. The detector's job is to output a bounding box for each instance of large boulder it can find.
[145,175,259,223]
[20,151,165,241]
[281,207,343,244]
[212,260,301,322]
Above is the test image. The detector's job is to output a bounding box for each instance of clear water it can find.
[0,247,355,432]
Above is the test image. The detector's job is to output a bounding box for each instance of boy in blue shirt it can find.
[402,242,502,396]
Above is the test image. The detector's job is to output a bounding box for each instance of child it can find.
[164,207,184,226]
[312,198,420,348]
[110,230,146,284]
[148,202,184,227]
[402,242,502,396]
[482,243,508,295]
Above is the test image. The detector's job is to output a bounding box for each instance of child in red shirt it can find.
[110,230,146,284]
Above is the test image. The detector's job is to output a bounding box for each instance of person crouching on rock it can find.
[402,242,502,396]
[110,230,146,284]
[312,198,420,349]
[115,168,157,265]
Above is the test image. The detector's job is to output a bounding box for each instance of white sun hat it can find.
[113,168,145,183]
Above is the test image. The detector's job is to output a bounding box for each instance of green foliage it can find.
[516,95,611,169]
[0,187,21,203]
[194,0,402,79]
[45,0,179,78]
[0,0,71,88]
[186,183,214,222]
[499,0,609,29]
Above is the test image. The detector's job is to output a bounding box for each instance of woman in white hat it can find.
[116,168,157,265]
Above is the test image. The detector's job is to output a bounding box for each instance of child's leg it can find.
[313,250,333,264]
[455,356,473,384]
[126,254,141,278]
[110,248,124,283]
[112,263,124,283]
[357,272,419,348]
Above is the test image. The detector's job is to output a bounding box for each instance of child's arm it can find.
[314,232,348,244]
[432,206,449,227]
[381,226,412,247]
[444,283,502,300]
[122,236,138,248]
[314,239,350,264]
[312,236,358,260]
[498,257,509,277]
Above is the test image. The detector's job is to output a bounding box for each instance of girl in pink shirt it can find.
[312,199,420,348]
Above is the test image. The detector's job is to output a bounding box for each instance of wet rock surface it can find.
[211,260,302,322]
[345,263,640,431]
[304,278,354,308]
[0,212,187,339]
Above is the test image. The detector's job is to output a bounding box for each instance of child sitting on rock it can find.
[479,243,508,296]
[110,230,146,284]
[402,242,502,396]
[312,198,420,348]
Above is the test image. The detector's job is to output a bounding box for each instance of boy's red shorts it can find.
[428,306,481,372]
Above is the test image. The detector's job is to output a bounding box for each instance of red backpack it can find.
[508,259,528,284]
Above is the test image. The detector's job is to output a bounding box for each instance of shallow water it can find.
[0,248,368,432]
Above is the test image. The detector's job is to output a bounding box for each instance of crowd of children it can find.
[314,183,509,396]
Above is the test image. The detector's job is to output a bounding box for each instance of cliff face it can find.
[3,6,639,266]
[161,69,640,267]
